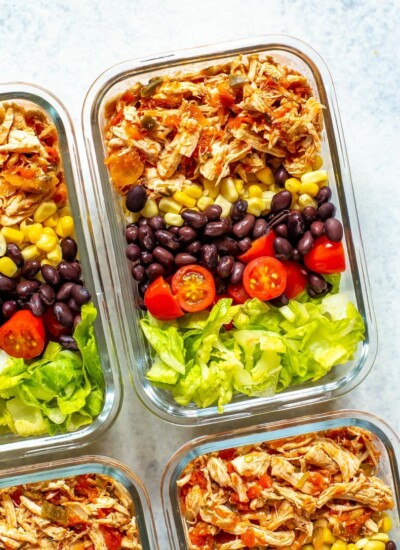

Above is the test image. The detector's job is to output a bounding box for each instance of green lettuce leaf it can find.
[74,303,104,390]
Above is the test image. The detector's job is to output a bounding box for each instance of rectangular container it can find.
[0,454,159,549]
[161,409,400,549]
[0,83,122,458]
[82,35,376,425]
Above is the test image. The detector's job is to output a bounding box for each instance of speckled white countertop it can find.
[1,0,400,547]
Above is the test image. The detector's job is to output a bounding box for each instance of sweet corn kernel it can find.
[299,182,319,197]
[35,271,46,283]
[255,166,275,185]
[321,527,336,544]
[33,200,58,223]
[313,154,323,170]
[47,244,63,264]
[261,191,274,210]
[0,233,6,256]
[332,541,347,550]
[20,220,31,239]
[348,545,357,550]
[173,190,197,208]
[21,245,40,260]
[363,542,385,550]
[1,227,24,245]
[125,211,141,224]
[371,534,389,542]
[248,184,263,198]
[381,515,392,533]
[301,546,314,550]
[159,197,182,214]
[220,177,239,203]
[184,184,203,199]
[42,227,57,238]
[234,178,244,195]
[246,197,264,216]
[36,234,58,253]
[299,193,317,209]
[55,216,74,238]
[58,206,71,217]
[140,198,159,218]
[164,213,184,227]
[43,213,59,227]
[203,178,220,199]
[356,539,369,549]
[285,177,301,193]
[0,257,18,277]
[291,192,300,209]
[27,223,43,244]
[301,169,328,185]
[214,194,232,217]
[40,259,52,266]
[197,196,214,211]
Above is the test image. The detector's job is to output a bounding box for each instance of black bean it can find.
[233,214,256,239]
[126,243,141,262]
[140,251,153,265]
[217,256,234,278]
[56,282,75,301]
[186,240,202,256]
[297,231,314,255]
[153,246,174,269]
[0,275,16,294]
[271,190,292,212]
[126,186,147,212]
[138,225,155,250]
[175,253,197,267]
[307,282,332,298]
[200,244,218,270]
[316,185,332,205]
[138,217,149,226]
[302,206,318,225]
[146,263,165,281]
[287,211,305,241]
[214,276,228,295]
[274,237,293,260]
[54,302,74,327]
[41,264,60,286]
[155,229,179,250]
[16,280,40,301]
[68,298,81,313]
[21,259,41,280]
[230,262,245,285]
[310,220,325,238]
[386,542,397,550]
[204,204,222,221]
[274,165,290,187]
[215,237,238,257]
[230,200,248,222]
[178,226,197,244]
[131,264,146,282]
[168,226,180,235]
[61,237,78,261]
[267,209,290,228]
[275,224,288,238]
[72,285,91,305]
[59,335,79,351]
[2,300,18,319]
[73,314,82,329]
[6,244,24,267]
[308,272,328,294]
[238,237,252,253]
[269,294,289,307]
[252,218,268,239]
[139,282,150,296]
[58,261,81,282]
[27,292,45,317]
[324,218,343,242]
[318,202,336,221]
[181,209,207,228]
[148,216,165,231]
[292,249,301,262]
[204,220,229,238]
[39,284,55,306]
[125,224,138,243]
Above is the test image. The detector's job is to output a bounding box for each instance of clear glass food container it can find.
[0,454,159,549]
[161,409,400,549]
[82,35,376,425]
[0,83,122,459]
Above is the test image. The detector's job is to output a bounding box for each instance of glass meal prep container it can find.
[0,83,122,459]
[82,35,376,425]
[0,454,159,549]
[162,409,400,549]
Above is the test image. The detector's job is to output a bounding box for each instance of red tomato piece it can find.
[0,310,45,360]
[243,257,287,301]
[259,474,272,489]
[304,236,346,274]
[227,283,251,305]
[144,277,184,320]
[237,230,276,263]
[99,526,123,550]
[171,265,216,313]
[43,307,71,340]
[218,448,237,461]
[283,261,308,299]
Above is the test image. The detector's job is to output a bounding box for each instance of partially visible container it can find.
[0,83,122,459]
[83,35,376,425]
[0,454,159,549]
[161,409,400,549]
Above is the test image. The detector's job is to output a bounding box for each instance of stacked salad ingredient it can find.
[177,427,396,550]
[0,102,104,436]
[104,54,365,411]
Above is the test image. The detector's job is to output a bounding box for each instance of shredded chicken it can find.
[177,427,394,548]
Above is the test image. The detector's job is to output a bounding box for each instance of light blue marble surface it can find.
[1,0,400,546]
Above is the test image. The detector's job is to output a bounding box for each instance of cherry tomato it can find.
[243,257,287,301]
[0,310,45,360]
[237,230,276,263]
[171,265,216,313]
[304,236,346,274]
[99,526,123,550]
[283,261,307,299]
[144,277,184,320]
[227,283,251,304]
[43,307,70,339]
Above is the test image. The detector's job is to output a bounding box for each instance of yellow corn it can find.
[301,546,314,550]
[348,545,357,550]
[332,541,347,550]
[291,192,300,209]
[371,534,389,543]
[43,213,59,227]
[220,177,239,203]
[261,191,274,211]
[234,178,244,195]
[313,154,323,170]
[248,184,263,198]
[164,213,184,227]
[256,166,275,185]
[21,245,40,261]
[203,178,220,199]
[27,223,43,244]
[140,198,159,218]
[214,194,232,217]
[40,259,52,267]
[159,197,182,214]
[33,200,57,223]
[0,233,6,256]
[356,539,369,549]
[20,220,33,240]
[285,177,301,193]
[55,216,74,238]
[299,193,317,209]
[363,542,385,550]
[197,196,214,211]
[1,227,24,245]
[321,527,336,544]
[381,514,392,533]
[35,271,46,284]
[42,227,57,238]
[47,245,63,264]
[184,184,203,199]
[173,190,197,208]
[0,257,18,277]
[36,233,58,253]
[299,181,319,197]
[301,169,328,185]
[246,197,264,216]
[58,206,71,217]
[126,211,141,224]
[313,519,329,529]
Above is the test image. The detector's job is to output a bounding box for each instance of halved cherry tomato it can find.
[243,257,287,301]
[237,230,276,263]
[43,307,70,340]
[144,277,184,320]
[0,310,45,360]
[227,283,251,304]
[283,261,307,299]
[304,236,346,274]
[99,526,123,550]
[171,265,216,312]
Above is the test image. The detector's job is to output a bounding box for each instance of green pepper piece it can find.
[140,77,164,98]
[229,74,248,88]
[41,501,69,525]
[141,114,158,131]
